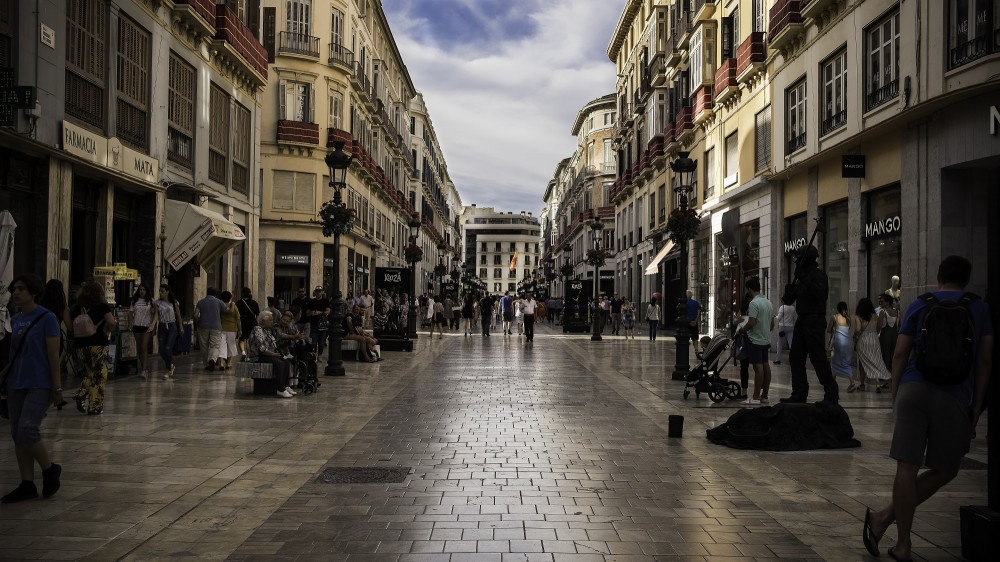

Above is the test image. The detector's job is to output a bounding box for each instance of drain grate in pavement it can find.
[317,466,412,484]
[959,457,988,470]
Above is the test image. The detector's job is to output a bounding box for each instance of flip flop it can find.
[887,546,912,562]
[863,507,880,557]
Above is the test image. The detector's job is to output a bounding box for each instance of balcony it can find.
[692,0,716,23]
[801,0,838,20]
[865,79,899,112]
[714,58,738,104]
[769,0,805,53]
[786,132,806,154]
[277,120,319,145]
[676,10,693,51]
[737,32,767,84]
[328,43,354,70]
[649,53,668,87]
[278,31,319,58]
[171,0,216,38]
[326,127,352,149]
[820,110,846,136]
[674,106,694,144]
[692,85,714,125]
[213,4,268,87]
[948,24,1000,70]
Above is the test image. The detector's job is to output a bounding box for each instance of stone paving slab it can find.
[0,322,988,561]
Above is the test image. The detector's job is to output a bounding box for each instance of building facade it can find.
[0,0,265,314]
[257,0,421,306]
[463,206,540,296]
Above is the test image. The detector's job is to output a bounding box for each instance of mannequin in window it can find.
[885,275,901,302]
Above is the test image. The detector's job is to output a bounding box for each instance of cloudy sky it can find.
[382,0,621,216]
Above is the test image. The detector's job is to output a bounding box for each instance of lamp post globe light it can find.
[322,141,353,377]
[406,213,422,340]
[670,151,698,381]
[589,215,604,342]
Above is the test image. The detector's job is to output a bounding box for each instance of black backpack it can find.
[915,292,977,384]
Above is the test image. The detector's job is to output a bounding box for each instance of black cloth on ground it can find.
[706,402,861,451]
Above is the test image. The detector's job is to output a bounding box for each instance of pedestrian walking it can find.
[522,296,536,342]
[863,256,992,561]
[853,297,891,392]
[686,290,702,352]
[878,294,899,371]
[70,281,117,415]
[217,290,240,370]
[153,284,182,380]
[235,287,261,360]
[827,301,854,384]
[478,293,492,337]
[622,298,635,339]
[194,288,227,371]
[461,293,475,336]
[773,297,796,364]
[646,296,661,341]
[734,278,773,405]
[610,293,623,335]
[0,274,63,503]
[129,284,158,378]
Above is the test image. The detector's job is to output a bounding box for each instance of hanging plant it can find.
[404,243,423,264]
[450,269,461,280]
[585,248,609,267]
[545,270,557,282]
[433,263,448,277]
[560,263,575,277]
[319,202,356,236]
[666,207,701,244]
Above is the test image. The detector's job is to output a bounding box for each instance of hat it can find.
[314,286,323,293]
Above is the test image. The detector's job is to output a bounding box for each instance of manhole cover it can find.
[317,466,412,484]
[959,457,987,470]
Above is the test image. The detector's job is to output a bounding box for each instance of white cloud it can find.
[384,0,620,215]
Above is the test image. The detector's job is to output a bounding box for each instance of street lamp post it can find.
[670,152,698,381]
[589,215,604,342]
[323,141,353,377]
[406,213,422,340]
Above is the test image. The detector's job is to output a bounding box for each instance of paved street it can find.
[0,321,987,561]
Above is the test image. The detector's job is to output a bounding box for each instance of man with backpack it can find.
[863,256,993,562]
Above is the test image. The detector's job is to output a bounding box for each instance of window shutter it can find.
[295,172,316,212]
[721,16,733,59]
[272,171,295,210]
[278,79,287,120]
[263,7,276,63]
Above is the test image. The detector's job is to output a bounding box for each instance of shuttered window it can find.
[209,84,230,185]
[724,131,739,188]
[272,171,316,212]
[116,15,150,151]
[168,52,195,168]
[65,0,107,129]
[755,106,772,172]
[232,103,251,195]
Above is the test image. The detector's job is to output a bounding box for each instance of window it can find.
[724,131,739,187]
[755,106,772,171]
[232,103,251,195]
[280,80,314,122]
[331,7,343,48]
[508,270,516,278]
[509,242,516,252]
[658,184,666,220]
[272,171,316,212]
[286,0,311,36]
[167,52,195,168]
[495,242,501,252]
[949,0,1000,68]
[65,0,107,128]
[752,0,766,33]
[690,28,702,94]
[116,15,150,151]
[493,255,502,265]
[480,255,486,264]
[328,90,343,129]
[493,268,502,278]
[479,267,487,278]
[209,84,230,185]
[480,242,487,251]
[786,79,807,154]
[821,49,847,135]
[865,9,900,111]
[704,147,716,199]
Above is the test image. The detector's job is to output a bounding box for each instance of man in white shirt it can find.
[522,296,537,342]
[773,297,797,364]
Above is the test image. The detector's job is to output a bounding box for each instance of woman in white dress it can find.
[877,294,899,372]
[852,297,891,392]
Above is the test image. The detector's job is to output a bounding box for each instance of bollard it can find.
[668,415,684,438]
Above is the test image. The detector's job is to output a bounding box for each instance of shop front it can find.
[823,200,850,311]
[783,214,808,285]
[863,186,901,301]
[274,241,310,305]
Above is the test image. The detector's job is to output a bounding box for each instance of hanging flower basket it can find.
[666,207,701,244]
[450,269,461,280]
[319,202,356,236]
[404,243,423,264]
[545,270,557,282]
[585,248,609,267]
[434,264,448,277]
[560,263,575,277]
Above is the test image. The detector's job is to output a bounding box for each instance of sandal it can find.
[847,383,857,393]
[858,384,866,391]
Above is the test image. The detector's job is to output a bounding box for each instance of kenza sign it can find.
[864,215,901,239]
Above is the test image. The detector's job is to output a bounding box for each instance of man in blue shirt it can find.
[864,256,993,561]
[499,291,514,335]
[194,288,228,371]
[686,290,702,352]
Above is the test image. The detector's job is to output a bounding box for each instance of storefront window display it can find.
[714,233,739,334]
[865,186,901,302]
[694,238,710,335]
[784,214,808,284]
[739,219,760,286]
[275,241,310,306]
[823,201,850,313]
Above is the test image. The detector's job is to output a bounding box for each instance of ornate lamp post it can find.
[588,215,605,342]
[670,151,698,381]
[322,141,354,377]
[405,213,422,340]
[434,242,447,295]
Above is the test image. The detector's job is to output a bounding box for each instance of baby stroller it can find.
[683,333,743,403]
[286,339,320,395]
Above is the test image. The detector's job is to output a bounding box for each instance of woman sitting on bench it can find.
[344,304,379,362]
[246,311,296,398]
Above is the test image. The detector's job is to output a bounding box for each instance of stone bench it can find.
[235,361,276,395]
[340,338,361,361]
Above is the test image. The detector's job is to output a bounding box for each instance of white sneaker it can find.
[742,398,761,405]
[276,389,293,398]
[285,386,297,396]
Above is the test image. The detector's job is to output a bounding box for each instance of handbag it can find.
[733,333,750,362]
[1,311,52,419]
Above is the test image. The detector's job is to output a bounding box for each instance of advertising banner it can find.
[373,267,411,337]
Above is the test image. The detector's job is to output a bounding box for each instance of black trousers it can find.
[480,314,490,335]
[260,356,290,390]
[788,314,839,401]
[523,314,534,341]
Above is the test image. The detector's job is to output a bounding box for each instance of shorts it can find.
[747,342,770,365]
[7,388,51,444]
[890,382,972,473]
[689,322,699,342]
[502,311,513,322]
[132,326,149,334]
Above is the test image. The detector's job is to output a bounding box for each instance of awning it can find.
[164,200,246,270]
[644,240,675,275]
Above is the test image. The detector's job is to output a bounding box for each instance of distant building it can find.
[462,206,540,295]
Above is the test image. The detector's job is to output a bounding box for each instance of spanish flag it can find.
[509,250,518,272]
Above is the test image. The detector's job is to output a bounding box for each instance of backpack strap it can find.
[959,292,979,307]
[917,293,937,305]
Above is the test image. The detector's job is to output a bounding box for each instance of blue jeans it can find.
[158,321,177,370]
